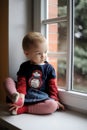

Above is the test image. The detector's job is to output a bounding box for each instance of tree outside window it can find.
[73,0,87,93]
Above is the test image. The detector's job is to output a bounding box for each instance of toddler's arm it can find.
[48,78,59,101]
[48,78,65,110]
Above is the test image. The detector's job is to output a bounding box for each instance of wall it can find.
[9,0,33,80]
[0,0,33,103]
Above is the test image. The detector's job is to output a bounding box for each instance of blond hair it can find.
[22,32,46,51]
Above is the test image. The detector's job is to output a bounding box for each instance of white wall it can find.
[9,0,33,80]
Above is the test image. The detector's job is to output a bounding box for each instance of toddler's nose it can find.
[41,53,46,58]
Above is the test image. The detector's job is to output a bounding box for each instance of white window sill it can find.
[58,89,87,114]
[0,104,87,130]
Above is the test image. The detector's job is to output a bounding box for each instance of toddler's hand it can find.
[12,92,25,107]
[56,101,65,110]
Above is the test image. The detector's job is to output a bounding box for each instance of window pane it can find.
[47,23,67,88]
[47,24,58,52]
[48,56,66,88]
[58,0,67,17]
[58,58,66,87]
[73,0,87,93]
[47,0,58,19]
[44,1,68,88]
[58,22,67,52]
[47,22,67,53]
[47,0,67,19]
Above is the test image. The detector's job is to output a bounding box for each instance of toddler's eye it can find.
[44,50,47,54]
[36,52,41,55]
[45,50,47,53]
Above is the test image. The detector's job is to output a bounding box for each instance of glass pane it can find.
[47,0,67,19]
[73,0,87,93]
[58,0,67,17]
[58,58,66,87]
[47,23,58,52]
[47,22,67,53]
[58,22,67,52]
[47,0,58,19]
[47,22,67,88]
[48,56,66,88]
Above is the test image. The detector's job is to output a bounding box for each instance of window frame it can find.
[33,0,87,113]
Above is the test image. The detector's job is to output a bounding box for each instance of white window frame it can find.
[33,0,87,113]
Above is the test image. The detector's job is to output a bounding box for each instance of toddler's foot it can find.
[11,106,28,115]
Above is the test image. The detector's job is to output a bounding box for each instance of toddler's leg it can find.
[4,77,17,98]
[3,77,20,103]
[14,99,58,115]
[28,99,58,114]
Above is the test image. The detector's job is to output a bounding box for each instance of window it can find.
[34,0,87,113]
[41,0,68,89]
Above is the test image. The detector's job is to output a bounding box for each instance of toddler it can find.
[4,32,64,115]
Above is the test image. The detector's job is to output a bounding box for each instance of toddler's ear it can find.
[24,50,29,56]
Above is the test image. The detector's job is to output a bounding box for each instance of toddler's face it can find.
[24,42,47,65]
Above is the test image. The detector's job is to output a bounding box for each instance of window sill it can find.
[58,89,87,114]
[0,104,87,130]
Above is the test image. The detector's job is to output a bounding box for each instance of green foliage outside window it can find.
[58,0,87,78]
[74,0,87,77]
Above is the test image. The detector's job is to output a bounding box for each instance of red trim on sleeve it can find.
[48,78,59,101]
[17,76,27,94]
